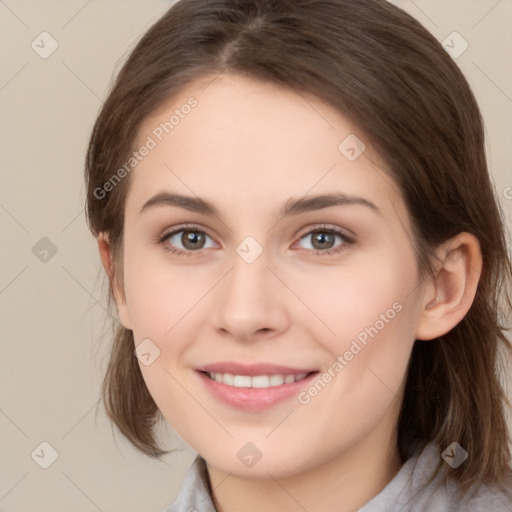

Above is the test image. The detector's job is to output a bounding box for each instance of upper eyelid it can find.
[160,223,216,242]
[298,224,353,237]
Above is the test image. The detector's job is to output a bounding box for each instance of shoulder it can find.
[457,481,512,511]
[360,442,512,512]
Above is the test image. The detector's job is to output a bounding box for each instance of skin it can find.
[98,73,482,512]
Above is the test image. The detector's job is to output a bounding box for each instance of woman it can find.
[85,0,512,510]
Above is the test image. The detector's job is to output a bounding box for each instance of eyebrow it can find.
[139,191,382,218]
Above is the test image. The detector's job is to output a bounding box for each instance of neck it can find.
[206,414,403,512]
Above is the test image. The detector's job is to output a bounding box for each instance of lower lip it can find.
[196,371,318,411]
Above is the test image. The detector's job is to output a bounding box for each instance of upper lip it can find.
[197,362,318,376]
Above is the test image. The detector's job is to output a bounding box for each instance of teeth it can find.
[252,375,270,388]
[269,374,284,386]
[233,375,252,387]
[208,372,309,388]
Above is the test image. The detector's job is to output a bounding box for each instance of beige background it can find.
[1,1,511,511]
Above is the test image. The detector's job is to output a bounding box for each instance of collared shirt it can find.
[159,443,512,512]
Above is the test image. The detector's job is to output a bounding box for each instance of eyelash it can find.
[158,223,354,257]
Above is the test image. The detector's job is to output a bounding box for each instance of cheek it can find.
[122,256,218,414]
[293,251,416,353]
[308,248,419,399]
[122,249,214,343]
[332,298,415,393]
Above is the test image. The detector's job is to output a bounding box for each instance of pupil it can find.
[314,232,333,249]
[183,231,204,249]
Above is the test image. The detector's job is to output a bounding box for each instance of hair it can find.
[85,0,512,494]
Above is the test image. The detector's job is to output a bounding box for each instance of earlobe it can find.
[415,232,482,341]
[97,233,132,330]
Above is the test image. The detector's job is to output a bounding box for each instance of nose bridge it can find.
[231,243,270,298]
[211,239,289,339]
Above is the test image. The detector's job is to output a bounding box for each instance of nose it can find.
[210,246,290,342]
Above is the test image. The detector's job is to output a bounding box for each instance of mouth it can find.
[195,363,320,411]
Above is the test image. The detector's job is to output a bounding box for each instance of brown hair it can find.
[85,0,512,493]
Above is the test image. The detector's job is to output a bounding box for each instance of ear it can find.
[415,232,482,341]
[97,233,132,330]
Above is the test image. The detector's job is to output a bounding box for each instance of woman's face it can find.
[114,73,429,478]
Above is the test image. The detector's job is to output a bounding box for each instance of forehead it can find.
[127,73,407,225]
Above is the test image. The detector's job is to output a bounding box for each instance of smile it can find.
[206,372,310,388]
[196,364,320,411]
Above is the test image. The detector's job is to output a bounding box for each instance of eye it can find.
[158,224,353,257]
[295,226,353,255]
[159,225,216,256]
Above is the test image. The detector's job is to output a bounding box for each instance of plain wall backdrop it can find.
[1,0,511,511]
